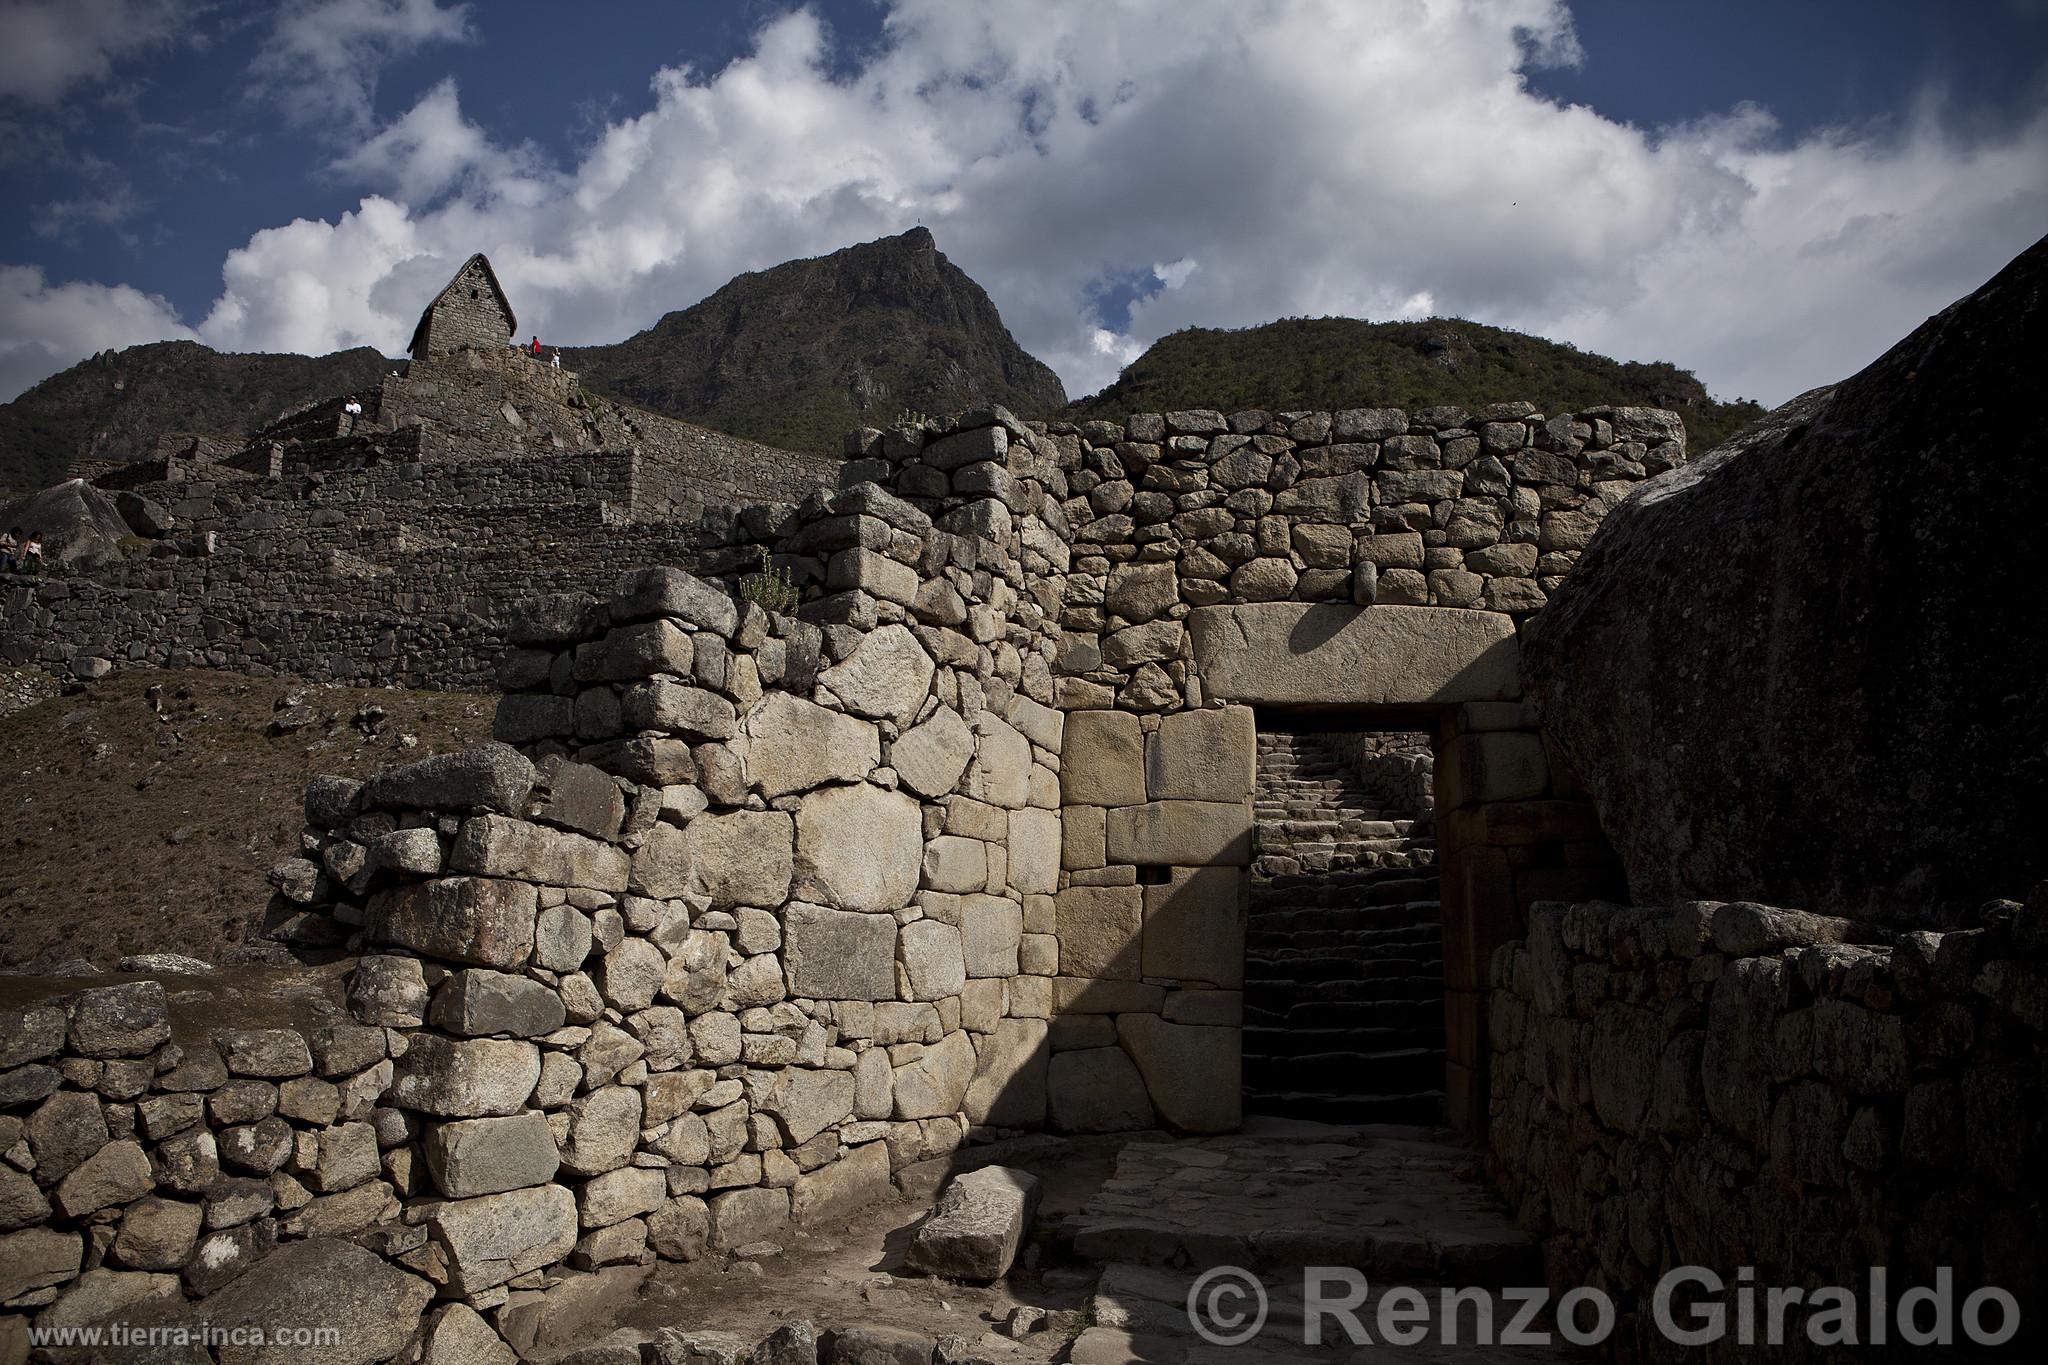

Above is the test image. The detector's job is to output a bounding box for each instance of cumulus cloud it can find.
[0,0,182,105]
[248,0,473,133]
[330,77,502,204]
[198,196,426,354]
[6,0,2046,413]
[0,265,194,400]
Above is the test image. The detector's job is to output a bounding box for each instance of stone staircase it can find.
[1251,728,1432,876]
[1244,731,1446,1125]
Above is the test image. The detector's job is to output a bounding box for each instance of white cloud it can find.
[0,0,182,105]
[330,77,500,204]
[0,265,193,400]
[197,196,425,355]
[30,151,144,240]
[1543,110,2048,405]
[5,0,2046,418]
[33,185,143,239]
[248,0,473,133]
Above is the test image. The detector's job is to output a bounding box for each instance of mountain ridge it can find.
[562,226,1069,454]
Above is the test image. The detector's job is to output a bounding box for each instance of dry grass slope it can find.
[0,667,493,971]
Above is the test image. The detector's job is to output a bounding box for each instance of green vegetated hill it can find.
[1065,317,1764,452]
[564,227,1068,455]
[0,341,394,494]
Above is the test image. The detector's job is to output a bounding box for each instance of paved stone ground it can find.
[1062,1120,1586,1363]
[540,1123,1584,1364]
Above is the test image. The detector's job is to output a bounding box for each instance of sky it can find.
[0,0,2044,413]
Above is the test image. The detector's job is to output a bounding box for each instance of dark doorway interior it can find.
[1242,720,1445,1125]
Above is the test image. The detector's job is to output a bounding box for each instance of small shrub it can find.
[739,564,800,615]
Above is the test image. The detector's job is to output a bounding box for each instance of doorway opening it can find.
[1242,717,1445,1125]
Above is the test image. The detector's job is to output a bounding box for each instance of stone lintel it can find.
[1187,603,1519,707]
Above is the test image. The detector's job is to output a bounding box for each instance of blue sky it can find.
[1,0,2044,411]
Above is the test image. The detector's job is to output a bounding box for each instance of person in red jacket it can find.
[529,335,541,356]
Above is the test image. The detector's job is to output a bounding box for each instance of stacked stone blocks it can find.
[1490,895,2048,1359]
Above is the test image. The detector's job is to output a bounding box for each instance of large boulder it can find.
[1524,234,2048,926]
[0,479,134,571]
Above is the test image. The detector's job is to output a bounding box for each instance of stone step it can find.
[1241,1037,1446,1066]
[1246,916,1441,943]
[1247,730,1445,1126]
[1273,997,1443,1029]
[1241,1089,1448,1126]
[1063,1136,1538,1294]
[1242,1020,1436,1049]
[1244,1025,1444,1058]
[1252,880,1440,907]
[1256,865,1439,889]
[1247,906,1441,930]
[1244,988,1442,1016]
[1254,881,1441,897]
[1246,937,1442,964]
[1242,953,1443,982]
[1251,899,1442,919]
[1245,909,1442,938]
[1241,1045,1445,1093]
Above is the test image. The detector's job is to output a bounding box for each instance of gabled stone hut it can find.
[409,253,518,359]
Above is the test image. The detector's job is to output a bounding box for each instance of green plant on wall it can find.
[739,563,800,615]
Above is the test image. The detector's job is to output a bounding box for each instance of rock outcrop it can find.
[1524,232,2048,926]
[0,479,140,571]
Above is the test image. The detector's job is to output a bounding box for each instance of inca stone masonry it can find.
[1,248,2040,1363]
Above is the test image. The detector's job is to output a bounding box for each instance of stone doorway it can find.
[1243,718,1446,1124]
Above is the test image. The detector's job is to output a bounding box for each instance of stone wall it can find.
[0,548,1069,1337]
[816,403,1653,1131]
[1011,403,1682,714]
[1,351,843,688]
[5,399,1660,1144]
[1489,896,2046,1358]
[0,397,1687,1344]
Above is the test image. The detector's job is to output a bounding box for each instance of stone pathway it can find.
[1062,1122,1580,1362]
[508,1127,1575,1364]
[1246,731,1446,1124]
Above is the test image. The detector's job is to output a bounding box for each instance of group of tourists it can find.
[0,528,44,574]
[516,335,562,368]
